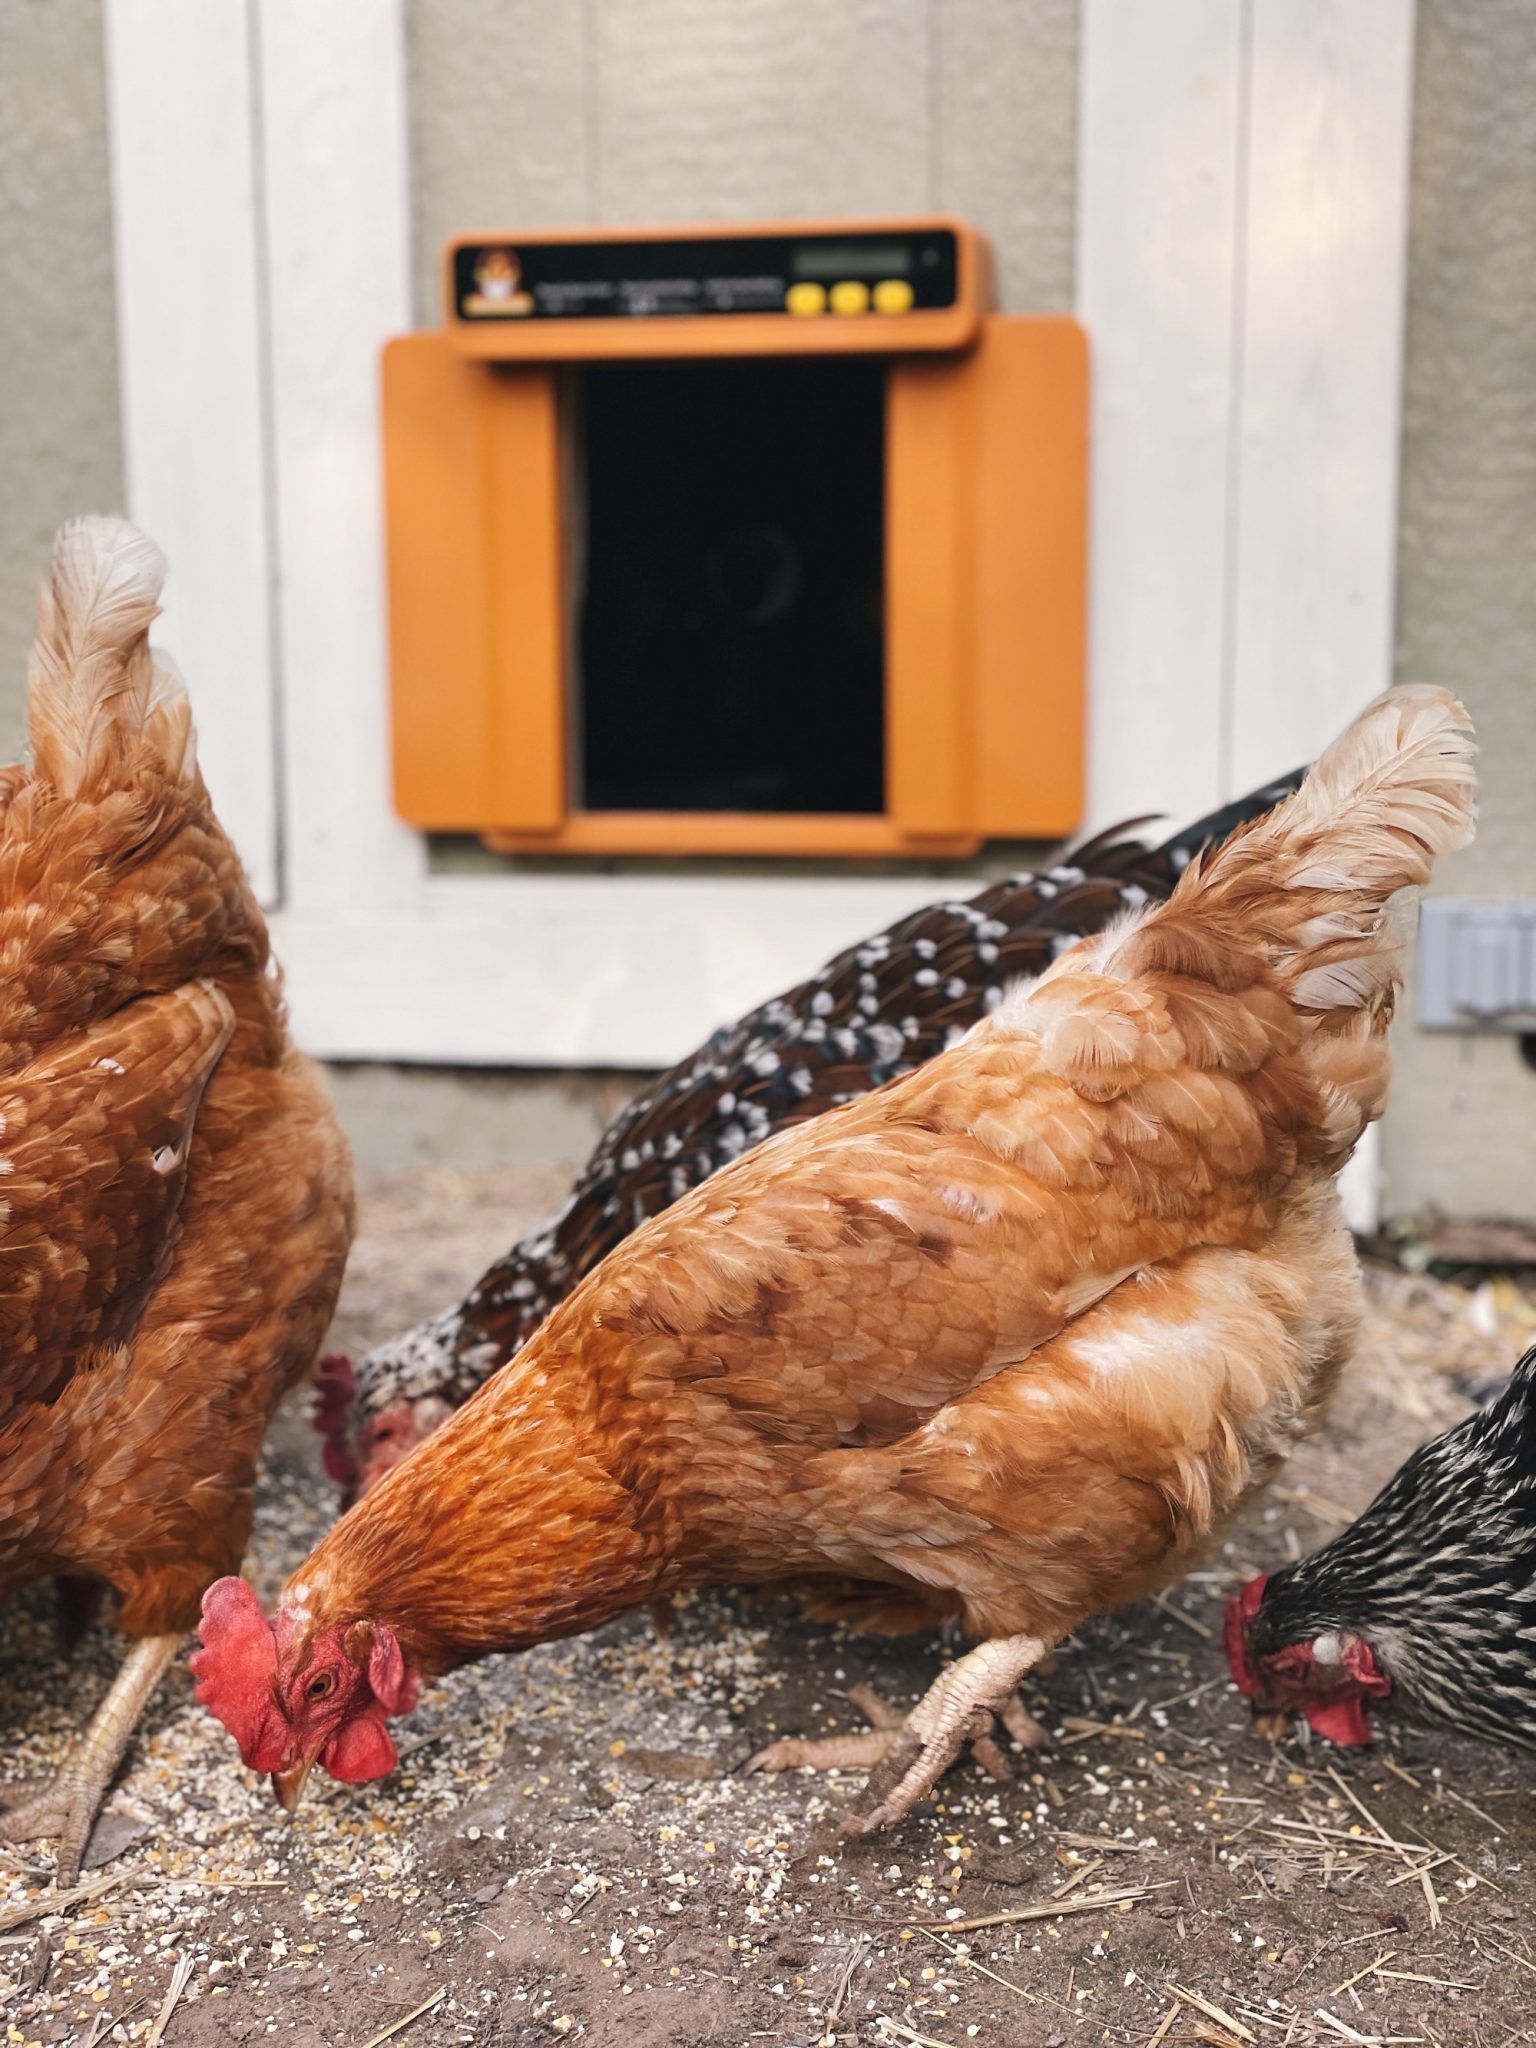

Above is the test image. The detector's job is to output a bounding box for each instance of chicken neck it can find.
[285,1358,668,1673]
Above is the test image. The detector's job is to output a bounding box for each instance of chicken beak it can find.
[1251,1707,1295,1742]
[271,1752,317,1812]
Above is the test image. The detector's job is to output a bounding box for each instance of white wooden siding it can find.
[103,0,280,904]
[254,0,421,921]
[1078,0,1415,1226]
[1077,0,1248,831]
[102,0,1417,1221]
[1080,0,1415,828]
[1227,0,1415,792]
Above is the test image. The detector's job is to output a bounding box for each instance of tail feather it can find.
[1118,685,1475,1019]
[27,516,196,796]
[1248,685,1476,899]
[1014,688,1475,1171]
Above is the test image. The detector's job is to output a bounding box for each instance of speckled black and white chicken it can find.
[317,775,1303,1501]
[1229,1341,1536,1752]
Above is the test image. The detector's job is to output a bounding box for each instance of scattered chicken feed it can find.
[4,1164,1534,2048]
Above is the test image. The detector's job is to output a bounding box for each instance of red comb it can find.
[1223,1572,1268,1696]
[190,1577,289,1771]
[312,1354,358,1491]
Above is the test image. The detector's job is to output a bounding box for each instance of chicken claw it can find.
[748,1683,908,1774]
[0,1634,181,1884]
[748,1635,1051,1833]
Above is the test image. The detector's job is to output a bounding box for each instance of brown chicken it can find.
[193,686,1473,1834]
[0,519,354,1878]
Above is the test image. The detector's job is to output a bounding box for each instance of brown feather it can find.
[0,520,354,1637]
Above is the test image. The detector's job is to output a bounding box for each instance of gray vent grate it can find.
[1418,900,1536,1032]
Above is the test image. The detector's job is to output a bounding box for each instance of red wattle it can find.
[322,1709,400,1783]
[1223,1573,1268,1696]
[1300,1694,1374,1746]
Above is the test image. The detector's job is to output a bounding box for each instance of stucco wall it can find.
[0,0,124,755]
[405,0,1079,322]
[1381,0,1536,1219]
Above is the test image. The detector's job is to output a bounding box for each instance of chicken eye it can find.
[306,1671,336,1702]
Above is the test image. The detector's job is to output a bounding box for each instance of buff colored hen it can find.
[194,686,1472,1833]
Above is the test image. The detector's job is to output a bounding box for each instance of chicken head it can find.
[1225,1572,1392,1745]
[190,1577,420,1809]
[311,1352,454,1508]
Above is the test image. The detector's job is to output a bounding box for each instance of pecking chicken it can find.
[1227,1339,1536,1752]
[193,686,1473,1834]
[321,775,1305,1502]
[0,519,354,1879]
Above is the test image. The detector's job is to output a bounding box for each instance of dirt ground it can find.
[4,1165,1536,2048]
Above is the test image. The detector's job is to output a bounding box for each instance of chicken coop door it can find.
[577,357,886,818]
[383,220,1087,859]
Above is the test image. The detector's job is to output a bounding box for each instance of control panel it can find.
[453,228,958,325]
[443,220,983,359]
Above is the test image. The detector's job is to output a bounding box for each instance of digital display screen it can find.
[791,243,913,280]
[453,229,958,322]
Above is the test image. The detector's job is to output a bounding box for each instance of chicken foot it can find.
[0,1633,182,1883]
[751,1679,1045,1778]
[749,1634,1050,1834]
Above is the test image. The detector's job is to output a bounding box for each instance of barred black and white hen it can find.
[318,775,1302,1501]
[1228,1341,1536,1752]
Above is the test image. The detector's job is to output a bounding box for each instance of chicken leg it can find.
[749,1634,1051,1834]
[0,1634,182,1883]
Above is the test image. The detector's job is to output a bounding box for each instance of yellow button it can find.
[874,277,914,314]
[829,280,870,315]
[785,281,826,316]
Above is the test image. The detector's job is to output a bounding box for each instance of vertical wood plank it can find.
[256,0,423,915]
[1225,1,1414,1236]
[1075,0,1246,834]
[886,360,973,837]
[102,0,279,903]
[970,318,1088,836]
[934,0,1080,312]
[382,340,564,831]
[1226,0,1416,787]
[588,0,929,223]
